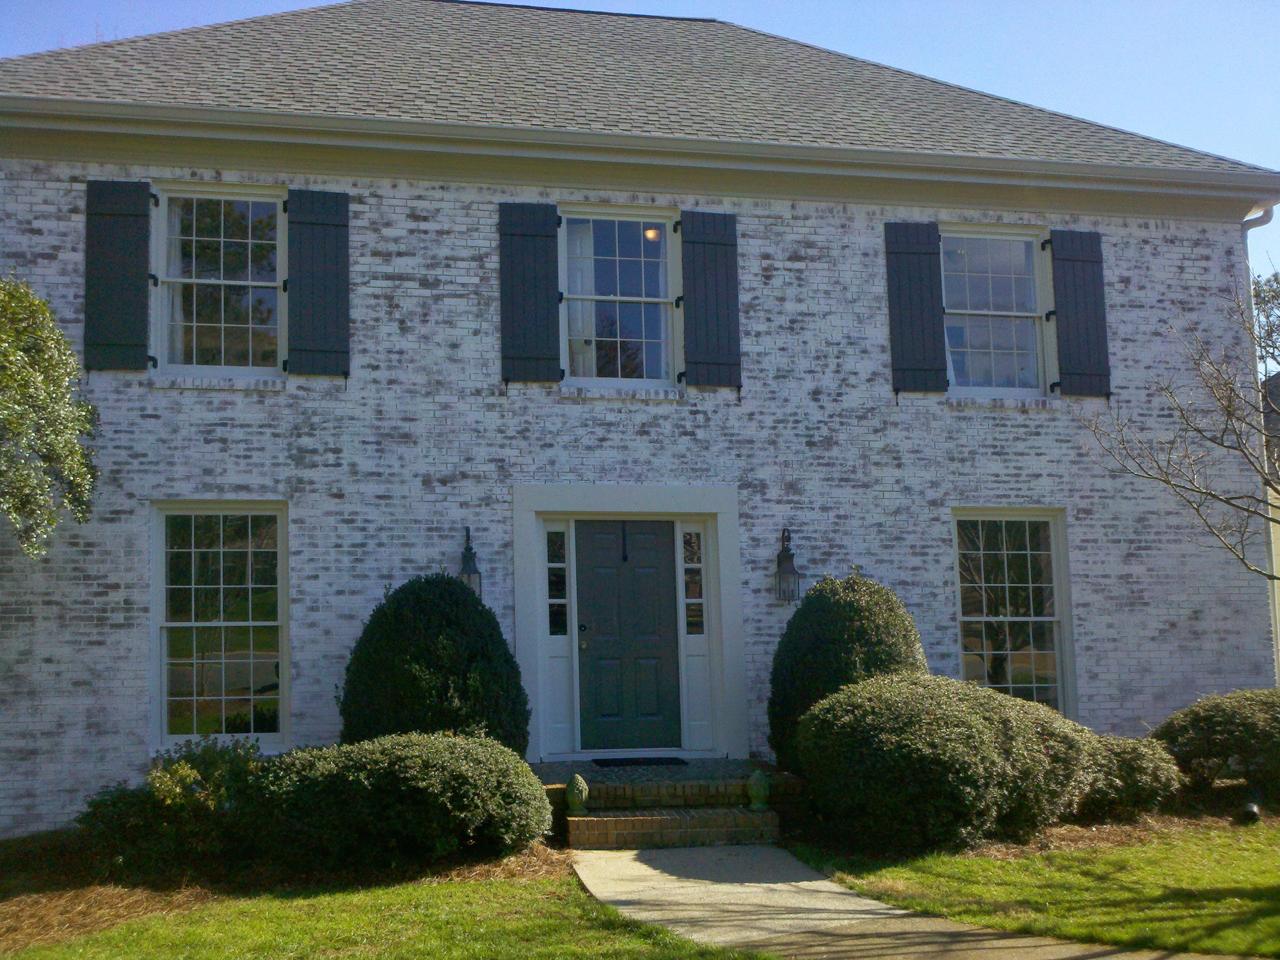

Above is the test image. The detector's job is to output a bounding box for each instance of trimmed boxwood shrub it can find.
[1076,735,1183,823]
[1153,688,1280,795]
[340,574,530,754]
[768,572,927,771]
[77,738,263,877]
[247,733,551,871]
[796,674,1096,852]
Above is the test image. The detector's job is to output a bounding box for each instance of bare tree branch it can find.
[1087,273,1280,582]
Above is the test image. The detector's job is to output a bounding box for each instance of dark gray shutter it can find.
[499,203,561,382]
[83,180,151,370]
[1050,230,1110,398]
[286,189,349,376]
[884,221,947,393]
[680,211,741,388]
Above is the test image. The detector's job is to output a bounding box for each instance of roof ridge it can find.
[723,20,1276,176]
[421,0,717,23]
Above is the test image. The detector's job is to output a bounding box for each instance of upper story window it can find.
[155,190,285,372]
[941,232,1052,395]
[561,213,678,383]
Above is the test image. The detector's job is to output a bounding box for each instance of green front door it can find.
[575,520,682,750]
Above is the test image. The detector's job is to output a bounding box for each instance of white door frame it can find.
[512,484,749,761]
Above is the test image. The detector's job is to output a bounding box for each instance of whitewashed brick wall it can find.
[1,156,1275,836]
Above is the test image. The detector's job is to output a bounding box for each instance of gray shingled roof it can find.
[0,0,1270,176]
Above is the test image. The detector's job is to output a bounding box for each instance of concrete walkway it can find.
[573,845,1228,960]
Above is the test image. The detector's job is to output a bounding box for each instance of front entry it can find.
[575,520,682,750]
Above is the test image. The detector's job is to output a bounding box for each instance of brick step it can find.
[547,772,805,811]
[567,805,780,850]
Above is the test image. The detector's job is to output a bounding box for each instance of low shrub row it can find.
[78,733,551,879]
[1152,688,1280,797]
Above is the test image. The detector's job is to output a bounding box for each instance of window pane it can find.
[619,340,644,378]
[685,602,704,635]
[684,568,703,600]
[253,625,279,655]
[548,567,566,601]
[251,515,277,549]
[683,531,702,565]
[224,200,250,240]
[957,516,1062,708]
[223,241,249,282]
[548,604,567,636]
[167,700,194,736]
[225,626,251,658]
[547,531,566,565]
[618,303,643,340]
[254,699,280,733]
[166,626,194,659]
[250,243,276,283]
[618,259,642,297]
[595,301,618,338]
[595,340,618,378]
[592,219,616,257]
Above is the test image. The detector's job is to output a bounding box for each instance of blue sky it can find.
[6,0,1279,274]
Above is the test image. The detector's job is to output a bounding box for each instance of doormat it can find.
[592,757,688,768]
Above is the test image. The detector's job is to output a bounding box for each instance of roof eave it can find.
[4,94,1279,211]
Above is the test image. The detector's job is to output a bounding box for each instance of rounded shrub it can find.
[767,572,927,771]
[1153,688,1280,795]
[340,573,530,753]
[248,733,551,871]
[796,674,1096,852]
[1076,735,1183,823]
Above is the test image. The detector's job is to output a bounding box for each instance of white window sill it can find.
[151,373,288,392]
[945,394,1063,411]
[558,381,686,402]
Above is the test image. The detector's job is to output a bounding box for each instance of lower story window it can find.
[161,506,285,736]
[955,514,1064,708]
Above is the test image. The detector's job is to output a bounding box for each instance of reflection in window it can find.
[161,196,281,369]
[546,529,568,636]
[564,216,672,381]
[956,518,1061,708]
[682,530,704,636]
[942,235,1041,390]
[163,511,282,735]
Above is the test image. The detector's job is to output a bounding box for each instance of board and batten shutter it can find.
[83,180,151,370]
[883,221,948,394]
[1049,230,1111,398]
[679,210,741,388]
[286,189,350,376]
[499,202,561,382]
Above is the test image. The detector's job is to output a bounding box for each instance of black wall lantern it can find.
[775,528,801,603]
[459,526,482,598]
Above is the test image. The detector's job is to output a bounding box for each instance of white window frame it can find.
[150,500,289,751]
[940,224,1058,400]
[149,182,288,379]
[557,203,683,388]
[951,507,1077,717]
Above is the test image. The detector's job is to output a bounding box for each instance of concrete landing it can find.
[573,845,1230,960]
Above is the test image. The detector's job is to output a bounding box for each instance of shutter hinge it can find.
[1043,309,1057,323]
[149,192,159,208]
[1049,381,1061,393]
[557,291,564,304]
[147,273,159,287]
[559,368,565,382]
[556,215,563,228]
[147,355,158,369]
[676,370,687,383]
[674,295,684,309]
[1040,238,1053,251]
[672,219,681,234]
[282,278,288,293]
[282,358,289,373]
[282,199,288,213]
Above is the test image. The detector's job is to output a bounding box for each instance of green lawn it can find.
[10,874,768,960]
[0,831,766,960]
[798,820,1280,958]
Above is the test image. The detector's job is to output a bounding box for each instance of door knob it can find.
[578,623,588,650]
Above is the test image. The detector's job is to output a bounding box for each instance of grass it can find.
[797,815,1280,958]
[1,832,767,960]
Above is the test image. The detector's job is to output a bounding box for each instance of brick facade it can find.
[1,156,1274,836]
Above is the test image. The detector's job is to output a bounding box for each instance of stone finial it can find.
[567,773,590,815]
[747,769,770,812]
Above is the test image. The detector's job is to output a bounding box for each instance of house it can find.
[1,0,1278,838]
